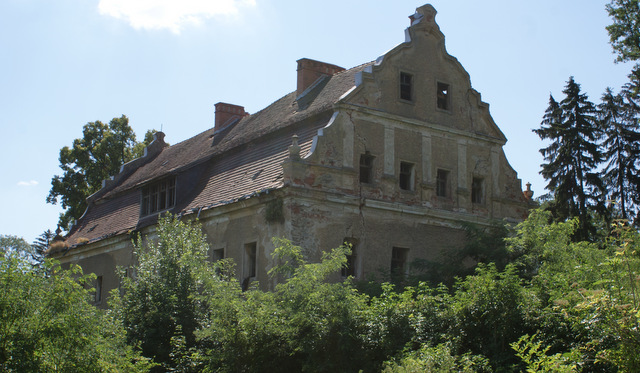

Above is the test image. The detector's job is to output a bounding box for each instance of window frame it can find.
[244,242,257,280]
[141,177,176,216]
[94,275,103,304]
[359,152,375,184]
[390,247,409,279]
[400,72,413,102]
[399,161,415,191]
[436,169,450,198]
[471,177,484,204]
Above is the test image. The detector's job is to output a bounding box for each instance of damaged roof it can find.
[59,61,373,250]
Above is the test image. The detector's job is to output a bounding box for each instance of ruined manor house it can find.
[49,4,532,305]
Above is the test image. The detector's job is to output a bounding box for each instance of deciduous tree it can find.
[47,115,137,229]
[116,214,211,371]
[606,0,640,63]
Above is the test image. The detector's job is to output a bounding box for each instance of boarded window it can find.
[360,153,375,183]
[437,82,450,110]
[399,162,415,191]
[400,72,413,101]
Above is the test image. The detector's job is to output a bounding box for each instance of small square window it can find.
[359,152,375,184]
[400,72,413,101]
[437,82,450,110]
[436,169,450,197]
[472,177,484,204]
[399,162,415,191]
[212,248,225,262]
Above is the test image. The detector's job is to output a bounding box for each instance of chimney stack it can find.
[214,102,249,131]
[296,58,345,96]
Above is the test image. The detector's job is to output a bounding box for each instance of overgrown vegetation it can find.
[4,210,639,372]
[8,1,639,371]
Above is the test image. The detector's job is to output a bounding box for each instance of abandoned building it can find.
[48,4,531,305]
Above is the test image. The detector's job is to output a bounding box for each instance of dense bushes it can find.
[2,210,639,371]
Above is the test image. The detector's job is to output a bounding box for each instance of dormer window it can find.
[437,82,450,110]
[400,72,413,101]
[141,177,176,216]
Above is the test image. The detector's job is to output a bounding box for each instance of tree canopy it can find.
[534,77,604,240]
[606,0,640,63]
[46,116,156,230]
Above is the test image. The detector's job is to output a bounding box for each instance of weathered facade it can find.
[49,4,531,305]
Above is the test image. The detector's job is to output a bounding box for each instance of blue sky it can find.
[0,0,633,243]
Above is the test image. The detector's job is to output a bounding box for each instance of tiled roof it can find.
[61,62,373,249]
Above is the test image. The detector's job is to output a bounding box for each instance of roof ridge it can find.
[332,60,375,77]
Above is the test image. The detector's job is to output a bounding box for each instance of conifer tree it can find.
[534,77,604,240]
[599,87,640,222]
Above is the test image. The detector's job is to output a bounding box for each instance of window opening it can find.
[341,238,358,278]
[244,242,257,279]
[212,248,225,262]
[399,162,415,191]
[141,177,176,216]
[400,72,413,101]
[437,82,450,110]
[472,177,484,204]
[95,275,103,303]
[436,169,449,197]
[390,247,409,279]
[359,152,375,184]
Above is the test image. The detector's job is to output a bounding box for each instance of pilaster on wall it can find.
[384,127,394,177]
[457,139,468,209]
[421,133,433,202]
[421,134,432,184]
[490,146,501,218]
[342,114,355,169]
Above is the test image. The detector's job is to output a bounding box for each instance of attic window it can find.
[141,177,176,216]
[400,72,413,101]
[437,82,450,110]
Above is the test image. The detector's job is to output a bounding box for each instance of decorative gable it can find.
[344,4,505,141]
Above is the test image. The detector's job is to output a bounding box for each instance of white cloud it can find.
[98,0,256,33]
[17,180,38,187]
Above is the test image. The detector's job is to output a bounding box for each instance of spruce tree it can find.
[534,77,604,241]
[599,87,640,222]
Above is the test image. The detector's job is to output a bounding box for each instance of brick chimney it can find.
[214,102,249,131]
[296,58,345,96]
